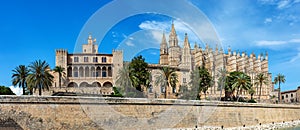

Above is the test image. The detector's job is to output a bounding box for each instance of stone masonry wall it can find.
[0,96,300,129]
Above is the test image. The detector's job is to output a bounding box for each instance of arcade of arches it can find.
[67,66,112,78]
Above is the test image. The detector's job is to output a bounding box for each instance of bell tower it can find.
[168,22,181,66]
[160,32,169,65]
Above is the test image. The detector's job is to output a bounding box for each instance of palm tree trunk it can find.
[278,82,281,103]
[39,84,42,96]
[22,81,25,95]
[59,73,62,89]
[236,88,240,101]
[259,83,262,101]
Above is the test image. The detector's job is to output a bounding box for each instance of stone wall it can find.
[0,96,300,129]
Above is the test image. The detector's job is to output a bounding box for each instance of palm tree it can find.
[248,88,255,100]
[169,72,178,93]
[27,60,54,95]
[274,73,286,103]
[155,67,178,98]
[53,66,65,89]
[217,68,227,99]
[116,64,133,94]
[12,65,29,95]
[254,73,268,101]
[189,67,202,100]
[232,72,252,100]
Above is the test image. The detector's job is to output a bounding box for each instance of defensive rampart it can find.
[0,96,300,129]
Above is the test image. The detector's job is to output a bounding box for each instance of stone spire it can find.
[181,33,192,70]
[160,32,169,65]
[160,32,168,54]
[169,21,178,47]
[183,33,190,49]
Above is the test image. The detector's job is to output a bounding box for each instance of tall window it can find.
[74,72,78,77]
[172,87,176,93]
[161,86,165,93]
[102,67,107,77]
[74,57,79,62]
[291,94,293,97]
[183,78,186,83]
[102,57,107,63]
[84,57,89,62]
[93,57,98,62]
[149,85,153,93]
[102,71,107,77]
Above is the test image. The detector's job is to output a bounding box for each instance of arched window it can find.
[73,67,78,77]
[102,66,107,77]
[102,57,107,63]
[79,67,84,77]
[91,67,95,77]
[96,67,101,77]
[85,67,89,77]
[67,67,72,77]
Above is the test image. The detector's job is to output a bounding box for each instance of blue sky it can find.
[1,0,300,92]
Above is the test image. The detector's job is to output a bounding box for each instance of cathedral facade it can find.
[155,23,272,100]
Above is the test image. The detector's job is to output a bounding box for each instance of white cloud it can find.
[264,18,273,24]
[289,52,300,62]
[150,31,163,44]
[277,0,291,9]
[128,37,134,40]
[125,40,134,47]
[255,39,300,46]
[9,86,22,96]
[139,20,201,47]
[255,40,287,46]
[259,0,300,9]
[290,39,300,43]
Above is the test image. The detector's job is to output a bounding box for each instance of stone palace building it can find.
[51,35,123,95]
[149,23,272,99]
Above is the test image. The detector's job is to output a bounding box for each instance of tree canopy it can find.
[128,55,150,92]
[0,86,15,95]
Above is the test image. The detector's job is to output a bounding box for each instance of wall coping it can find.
[0,95,299,109]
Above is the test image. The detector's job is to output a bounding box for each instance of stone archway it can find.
[92,82,101,87]
[103,82,113,88]
[79,82,89,87]
[67,82,78,87]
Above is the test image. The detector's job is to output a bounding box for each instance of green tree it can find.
[12,65,29,95]
[53,66,66,89]
[128,55,150,92]
[0,86,15,95]
[155,67,178,98]
[27,60,54,96]
[232,72,252,100]
[198,66,212,99]
[254,73,268,101]
[274,73,286,103]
